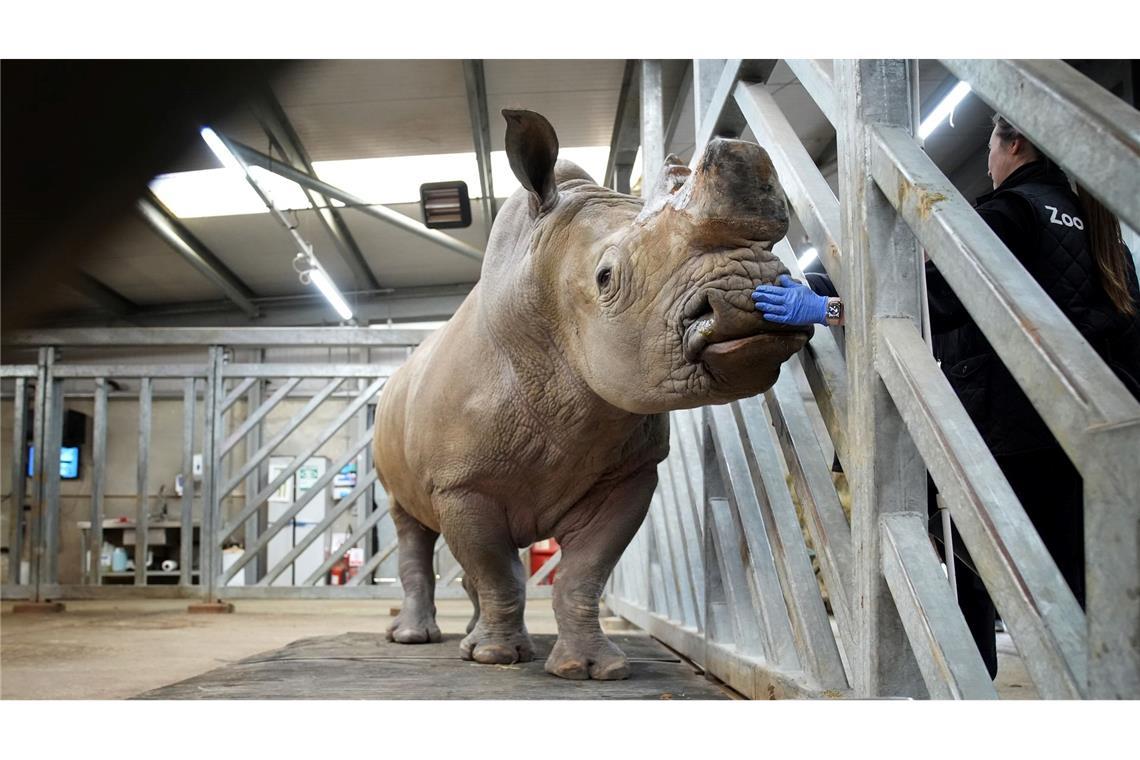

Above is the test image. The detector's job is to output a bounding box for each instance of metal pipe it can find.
[463,60,498,231]
[180,378,195,587]
[8,378,28,586]
[91,379,108,585]
[135,377,151,585]
[227,138,485,264]
[252,91,380,290]
[136,194,260,318]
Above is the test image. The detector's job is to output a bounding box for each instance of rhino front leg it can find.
[386,502,442,644]
[546,466,657,680]
[438,494,534,664]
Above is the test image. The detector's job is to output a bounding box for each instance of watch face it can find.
[827,301,841,319]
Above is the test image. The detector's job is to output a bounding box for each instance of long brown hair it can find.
[993,114,1136,317]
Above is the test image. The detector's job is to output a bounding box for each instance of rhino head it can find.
[483,109,810,415]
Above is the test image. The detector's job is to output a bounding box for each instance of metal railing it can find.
[606,58,1140,699]
[1,328,564,602]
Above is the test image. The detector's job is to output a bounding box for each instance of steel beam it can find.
[8,378,29,586]
[691,59,778,163]
[179,378,196,587]
[604,60,641,192]
[4,327,431,347]
[834,59,926,699]
[135,377,152,585]
[784,59,837,128]
[136,193,259,318]
[67,272,138,321]
[707,404,800,670]
[765,369,856,653]
[869,123,1139,455]
[736,82,845,296]
[462,60,498,230]
[664,62,693,156]
[735,397,848,690]
[640,60,666,198]
[880,513,999,699]
[252,89,380,290]
[227,138,484,264]
[875,317,1087,697]
[941,59,1140,231]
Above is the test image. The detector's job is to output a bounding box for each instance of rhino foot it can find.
[460,627,535,664]
[386,611,442,644]
[544,635,630,680]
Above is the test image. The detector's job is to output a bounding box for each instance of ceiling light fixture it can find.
[293,247,353,321]
[201,125,354,323]
[918,81,972,140]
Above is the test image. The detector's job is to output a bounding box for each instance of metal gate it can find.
[606,59,1140,700]
[1,327,565,602]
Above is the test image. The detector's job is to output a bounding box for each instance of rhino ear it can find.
[503,109,559,212]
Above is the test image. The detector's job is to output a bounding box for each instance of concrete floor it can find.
[1,598,1036,699]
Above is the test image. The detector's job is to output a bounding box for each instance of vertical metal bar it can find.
[180,377,196,586]
[658,460,698,628]
[640,59,665,197]
[201,346,223,601]
[91,378,108,585]
[8,378,28,586]
[243,363,263,585]
[666,445,705,625]
[834,58,926,698]
[1084,423,1140,698]
[693,60,725,139]
[135,377,152,585]
[354,378,372,562]
[42,352,64,586]
[28,348,50,597]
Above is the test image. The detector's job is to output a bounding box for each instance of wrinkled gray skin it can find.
[373,110,810,679]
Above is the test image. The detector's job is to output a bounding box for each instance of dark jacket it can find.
[926,160,1140,455]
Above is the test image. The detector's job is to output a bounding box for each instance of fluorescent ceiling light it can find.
[199,127,243,173]
[308,267,354,321]
[150,147,614,220]
[918,81,972,140]
[797,247,818,269]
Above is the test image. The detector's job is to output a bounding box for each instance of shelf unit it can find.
[78,520,201,585]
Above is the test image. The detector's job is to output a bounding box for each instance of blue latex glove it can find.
[751,274,828,325]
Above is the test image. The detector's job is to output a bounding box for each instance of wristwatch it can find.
[825,297,843,327]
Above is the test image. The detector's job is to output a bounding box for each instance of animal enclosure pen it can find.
[3,58,1138,702]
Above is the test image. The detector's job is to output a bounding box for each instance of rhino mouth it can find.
[681,287,811,364]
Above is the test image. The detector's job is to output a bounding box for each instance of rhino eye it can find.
[596,267,613,291]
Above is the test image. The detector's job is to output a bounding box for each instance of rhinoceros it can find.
[372,109,809,680]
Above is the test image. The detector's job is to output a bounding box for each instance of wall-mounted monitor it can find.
[27,445,81,480]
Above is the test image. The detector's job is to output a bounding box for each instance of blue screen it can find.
[27,446,81,479]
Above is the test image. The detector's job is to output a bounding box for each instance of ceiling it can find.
[6,58,1133,330]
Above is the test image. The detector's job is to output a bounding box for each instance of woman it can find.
[752,114,1140,677]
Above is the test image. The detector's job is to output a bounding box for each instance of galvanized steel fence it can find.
[606,58,1140,700]
[0,328,561,602]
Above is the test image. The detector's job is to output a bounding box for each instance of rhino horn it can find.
[503,109,560,212]
[683,138,788,242]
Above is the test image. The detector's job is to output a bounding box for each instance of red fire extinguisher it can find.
[330,557,348,586]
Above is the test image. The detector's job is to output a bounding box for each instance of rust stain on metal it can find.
[917,190,947,220]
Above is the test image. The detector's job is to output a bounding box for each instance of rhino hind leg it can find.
[462,575,480,634]
[386,502,442,644]
[438,496,534,665]
[545,466,658,680]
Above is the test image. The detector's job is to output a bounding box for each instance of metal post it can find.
[8,378,28,586]
[834,59,927,698]
[693,60,725,138]
[1084,424,1140,698]
[202,346,223,602]
[135,377,152,585]
[91,378,108,585]
[180,378,196,587]
[243,356,263,585]
[640,60,665,198]
[28,349,50,597]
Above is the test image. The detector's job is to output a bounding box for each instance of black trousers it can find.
[928,446,1085,679]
